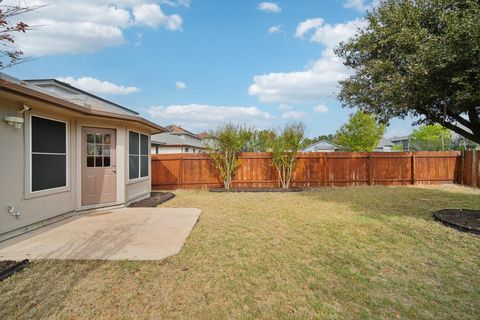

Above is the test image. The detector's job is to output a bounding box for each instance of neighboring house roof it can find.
[197,132,213,139]
[151,132,206,148]
[0,73,166,133]
[389,135,410,143]
[303,140,342,152]
[376,138,395,149]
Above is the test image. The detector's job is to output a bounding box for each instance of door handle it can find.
[112,168,116,173]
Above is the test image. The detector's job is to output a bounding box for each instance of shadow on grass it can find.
[298,186,480,220]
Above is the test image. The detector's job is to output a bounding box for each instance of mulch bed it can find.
[0,260,29,281]
[128,192,175,207]
[434,209,480,235]
[209,188,304,193]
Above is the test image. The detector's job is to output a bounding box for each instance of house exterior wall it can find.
[151,146,205,154]
[0,95,152,241]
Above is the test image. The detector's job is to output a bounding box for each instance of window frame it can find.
[127,130,150,182]
[29,114,69,194]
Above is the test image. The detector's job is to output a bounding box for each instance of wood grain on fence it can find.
[459,150,480,188]
[152,151,462,190]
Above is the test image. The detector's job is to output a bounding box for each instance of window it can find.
[86,132,111,167]
[185,147,189,153]
[31,116,67,192]
[129,131,149,180]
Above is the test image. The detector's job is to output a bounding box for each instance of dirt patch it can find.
[209,188,304,193]
[434,209,480,235]
[128,192,175,207]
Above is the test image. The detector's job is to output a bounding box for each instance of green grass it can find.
[1,186,479,319]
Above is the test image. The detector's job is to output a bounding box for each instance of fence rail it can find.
[152,151,467,190]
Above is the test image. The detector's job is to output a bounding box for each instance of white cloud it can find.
[175,81,187,89]
[314,105,329,113]
[343,0,369,11]
[147,104,274,131]
[277,104,293,111]
[133,4,182,30]
[160,0,191,8]
[282,110,307,120]
[3,0,185,56]
[295,18,323,38]
[257,2,282,13]
[268,25,282,34]
[56,76,140,95]
[249,18,366,104]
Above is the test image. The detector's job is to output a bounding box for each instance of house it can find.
[0,74,166,241]
[197,132,215,148]
[374,138,395,151]
[151,125,206,154]
[303,140,342,152]
[390,135,411,151]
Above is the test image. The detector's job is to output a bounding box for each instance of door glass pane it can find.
[95,133,103,144]
[87,143,95,156]
[87,132,94,143]
[104,134,111,145]
[104,145,110,156]
[95,145,103,156]
[87,156,94,167]
[104,157,111,167]
[95,156,103,167]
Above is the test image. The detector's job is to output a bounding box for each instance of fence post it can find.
[460,151,464,186]
[179,155,184,189]
[472,150,478,188]
[411,154,416,185]
[368,154,373,185]
[323,155,328,187]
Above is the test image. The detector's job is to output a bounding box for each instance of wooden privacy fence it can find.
[458,150,480,188]
[151,151,463,190]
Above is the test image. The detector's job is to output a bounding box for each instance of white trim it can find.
[127,130,150,182]
[29,114,69,194]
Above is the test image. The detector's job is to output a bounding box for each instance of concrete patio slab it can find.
[0,208,201,261]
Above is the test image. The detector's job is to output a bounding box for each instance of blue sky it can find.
[7,0,413,137]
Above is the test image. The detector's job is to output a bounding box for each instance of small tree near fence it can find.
[208,124,251,189]
[268,123,305,189]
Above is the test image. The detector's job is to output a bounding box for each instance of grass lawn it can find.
[1,186,479,319]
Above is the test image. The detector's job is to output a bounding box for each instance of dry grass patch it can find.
[1,186,479,319]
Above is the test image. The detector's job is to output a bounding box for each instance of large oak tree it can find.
[336,0,480,144]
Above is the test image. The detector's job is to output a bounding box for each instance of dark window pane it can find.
[140,155,148,177]
[87,133,94,143]
[32,154,66,191]
[140,134,149,155]
[104,157,111,167]
[129,155,139,179]
[129,131,139,155]
[32,116,66,153]
[95,133,103,144]
[87,156,94,167]
[95,156,103,167]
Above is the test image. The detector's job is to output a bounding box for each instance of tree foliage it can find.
[0,1,38,69]
[245,129,275,152]
[336,0,480,144]
[208,124,251,189]
[268,123,305,189]
[335,111,386,151]
[410,124,452,151]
